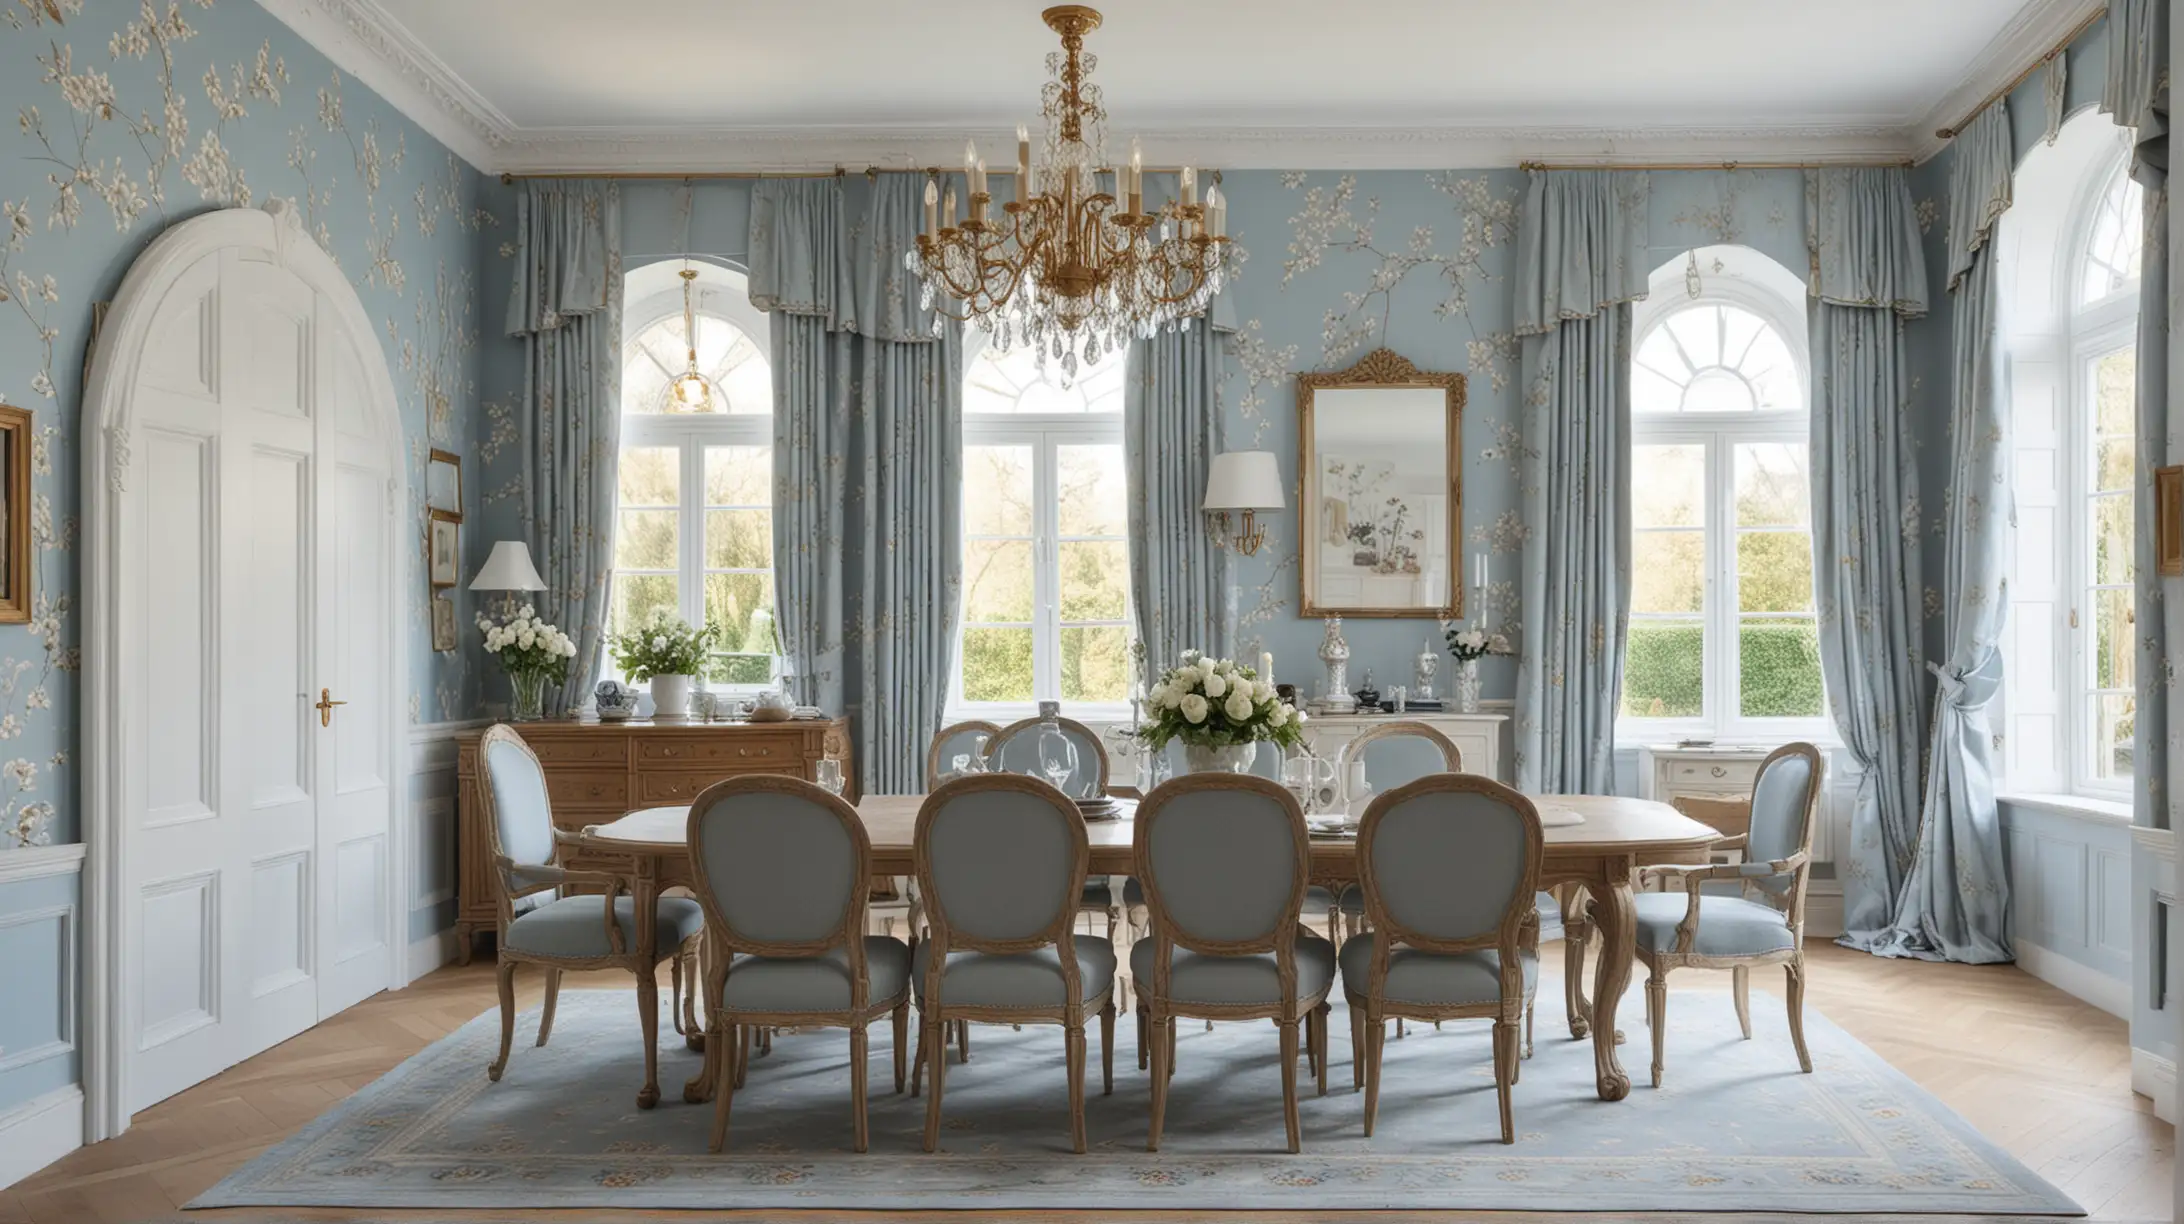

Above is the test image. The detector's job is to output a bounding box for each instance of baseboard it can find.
[406,927,457,984]
[2013,938,2130,1018]
[2130,1047,2175,1123]
[0,1084,82,1190]
[1803,886,1844,940]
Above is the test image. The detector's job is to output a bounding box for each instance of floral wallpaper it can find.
[0,0,491,847]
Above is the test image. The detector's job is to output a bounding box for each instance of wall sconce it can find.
[471,539,548,618]
[1202,451,1285,556]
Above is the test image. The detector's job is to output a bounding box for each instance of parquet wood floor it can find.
[2,942,2168,1223]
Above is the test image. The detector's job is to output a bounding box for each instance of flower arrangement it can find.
[1137,649,1306,752]
[608,612,718,682]
[1443,622,1512,663]
[477,605,577,720]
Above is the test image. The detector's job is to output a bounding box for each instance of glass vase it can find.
[508,669,547,722]
[1455,658,1482,714]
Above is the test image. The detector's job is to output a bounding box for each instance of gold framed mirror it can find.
[1297,348,1463,618]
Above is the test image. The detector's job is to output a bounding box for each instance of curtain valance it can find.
[2102,0,2167,146]
[1512,170,1650,336]
[748,175,941,342]
[505,179,617,337]
[1804,167,1930,317]
[1944,106,2013,291]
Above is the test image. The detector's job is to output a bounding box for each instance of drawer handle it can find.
[1710,765,1727,778]
[738,748,748,757]
[664,747,680,758]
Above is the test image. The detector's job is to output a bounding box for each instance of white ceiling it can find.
[261,0,2098,172]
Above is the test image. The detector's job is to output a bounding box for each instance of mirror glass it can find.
[1298,351,1461,617]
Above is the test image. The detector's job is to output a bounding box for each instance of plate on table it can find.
[1306,815,1357,839]
[1077,796,1128,822]
[1536,804,1585,827]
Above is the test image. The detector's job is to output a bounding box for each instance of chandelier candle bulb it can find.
[1016,124,1030,204]
[924,180,939,240]
[1182,166,1197,207]
[944,187,957,227]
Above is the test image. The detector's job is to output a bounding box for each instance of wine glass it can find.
[964,733,991,773]
[816,757,845,797]
[1281,753,1318,813]
[1037,724,1082,796]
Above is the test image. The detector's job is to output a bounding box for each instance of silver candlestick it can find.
[1318,616,1355,713]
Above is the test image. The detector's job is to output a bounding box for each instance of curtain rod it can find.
[1518,159,1912,172]
[1935,7,2105,140]
[497,165,1209,184]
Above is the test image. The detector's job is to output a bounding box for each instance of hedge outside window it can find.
[954,340,1134,714]
[608,263,778,689]
[1623,288,1824,738]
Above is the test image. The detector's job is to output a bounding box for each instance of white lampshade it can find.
[470,540,548,592]
[1202,451,1285,512]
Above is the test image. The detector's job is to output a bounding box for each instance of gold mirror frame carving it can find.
[1296,347,1464,619]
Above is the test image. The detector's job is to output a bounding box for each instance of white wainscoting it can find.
[0,841,85,1189]
[2130,824,2176,1120]
[0,1084,84,1191]
[404,720,482,984]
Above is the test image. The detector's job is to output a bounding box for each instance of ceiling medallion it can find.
[907,4,1230,383]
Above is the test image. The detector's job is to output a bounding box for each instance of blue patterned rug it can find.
[190,988,2078,1214]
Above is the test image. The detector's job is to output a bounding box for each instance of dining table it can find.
[570,790,1720,1108]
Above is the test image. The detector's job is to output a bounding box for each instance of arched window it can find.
[2080,161,2145,306]
[1622,246,1823,738]
[953,340,1134,712]
[608,262,777,687]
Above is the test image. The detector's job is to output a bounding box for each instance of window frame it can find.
[2064,309,2138,798]
[608,263,780,693]
[1619,261,1828,746]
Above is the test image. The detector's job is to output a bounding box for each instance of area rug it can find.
[190,989,2079,1214]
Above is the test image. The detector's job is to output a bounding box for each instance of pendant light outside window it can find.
[667,266,713,413]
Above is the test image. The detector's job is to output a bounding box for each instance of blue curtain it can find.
[1126,321,1230,673]
[2102,0,2171,843]
[1511,170,1649,793]
[1875,104,2015,963]
[503,180,622,715]
[754,176,962,794]
[1804,167,1933,950]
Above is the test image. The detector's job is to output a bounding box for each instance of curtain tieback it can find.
[1925,660,1965,699]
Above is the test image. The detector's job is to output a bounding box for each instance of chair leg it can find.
[1786,958,1813,1073]
[1100,999,1116,1096]
[956,1018,971,1062]
[1171,1017,1182,1078]
[709,1021,737,1153]
[892,999,909,1094]
[1313,1002,1330,1097]
[910,1010,926,1097]
[536,967,562,1048]
[1645,967,1667,1089]
[1066,1019,1088,1154]
[1279,1018,1302,1154]
[635,963,662,1109]
[1136,1004,1150,1072]
[1363,1009,1386,1137]
[1348,998,1364,1091]
[668,955,683,1037]
[921,1019,948,1152]
[735,1024,751,1089]
[1147,1015,1172,1152]
[682,944,702,1041]
[1733,964,1752,1040]
[488,958,517,1082]
[1524,998,1536,1059]
[850,1023,870,1153]
[1494,1018,1519,1144]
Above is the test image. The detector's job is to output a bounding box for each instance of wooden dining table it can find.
[571,791,1719,1107]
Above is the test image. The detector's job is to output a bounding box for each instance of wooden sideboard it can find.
[453,717,853,963]
[1301,712,1509,783]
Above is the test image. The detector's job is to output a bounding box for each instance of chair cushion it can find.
[1633,892,1796,957]
[1338,934,1537,1006]
[911,940,1116,1008]
[721,936,911,1013]
[504,895,704,960]
[1128,930,1336,1007]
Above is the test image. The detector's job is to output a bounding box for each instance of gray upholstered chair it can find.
[1313,721,1467,943]
[475,725,704,1107]
[1636,742,1823,1087]
[910,773,1118,1152]
[987,712,1120,937]
[687,775,912,1153]
[1340,773,1542,1143]
[926,719,1002,787]
[1130,773,1335,1153]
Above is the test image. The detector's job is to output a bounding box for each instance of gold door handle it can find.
[315,687,347,727]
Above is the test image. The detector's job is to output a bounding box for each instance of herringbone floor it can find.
[1,942,2168,1223]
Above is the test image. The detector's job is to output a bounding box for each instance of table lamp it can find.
[471,540,547,617]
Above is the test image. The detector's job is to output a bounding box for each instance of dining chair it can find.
[927,719,1003,787]
[475,725,705,1106]
[910,773,1117,1152]
[987,712,1121,938]
[1131,773,1335,1153]
[1339,774,1543,1143]
[1636,742,1824,1088]
[686,775,913,1153]
[1313,721,1467,944]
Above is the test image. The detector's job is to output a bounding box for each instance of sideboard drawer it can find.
[545,769,628,809]
[1670,759,1762,787]
[527,739,629,765]
[635,767,799,804]
[636,735,808,766]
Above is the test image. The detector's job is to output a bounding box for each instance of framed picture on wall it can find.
[427,511,461,589]
[0,403,30,624]
[2158,465,2183,577]
[430,594,457,652]
[426,448,463,521]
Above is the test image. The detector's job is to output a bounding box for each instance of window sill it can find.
[1996,791,2134,825]
[945,704,1136,728]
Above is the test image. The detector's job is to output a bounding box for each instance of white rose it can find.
[518,632,536,650]
[519,603,535,618]
[1202,671,1228,699]
[1160,684,1184,709]
[1269,703,1290,727]
[563,638,578,657]
[652,634,667,650]
[1180,693,1209,724]
[1254,679,1275,701]
[1224,690,1254,722]
[1291,706,1308,725]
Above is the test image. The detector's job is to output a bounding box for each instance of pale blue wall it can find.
[0,869,79,1112]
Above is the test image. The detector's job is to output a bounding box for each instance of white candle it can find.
[923,179,938,241]
[943,187,957,227]
[1207,185,1225,238]
[1260,650,1274,686]
[1129,138,1144,214]
[1015,123,1030,205]
[1181,165,1197,207]
[972,158,987,221]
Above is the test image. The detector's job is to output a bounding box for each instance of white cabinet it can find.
[1302,713,1507,784]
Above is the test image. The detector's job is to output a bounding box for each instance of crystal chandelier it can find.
[666,265,712,413]
[907,5,1230,383]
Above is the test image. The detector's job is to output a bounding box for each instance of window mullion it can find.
[682,439,705,633]
[1035,432,1060,701]
[1712,434,1735,736]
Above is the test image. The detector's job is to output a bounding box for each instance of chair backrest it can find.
[987,714,1111,796]
[477,724,557,919]
[686,775,870,958]
[1357,774,1541,954]
[927,719,1002,788]
[1746,742,1824,900]
[1341,720,1463,792]
[915,774,1089,961]
[1133,773,1308,953]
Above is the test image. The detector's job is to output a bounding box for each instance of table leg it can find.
[1562,886,1593,1039]
[633,861,662,1110]
[1588,860,1637,1101]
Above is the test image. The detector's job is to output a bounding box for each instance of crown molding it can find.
[253,0,512,168]
[1909,0,2106,162]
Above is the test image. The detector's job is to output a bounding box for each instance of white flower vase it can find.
[1182,742,1257,774]
[1455,658,1482,714]
[649,673,694,722]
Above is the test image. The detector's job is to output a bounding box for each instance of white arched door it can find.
[85,204,403,1125]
